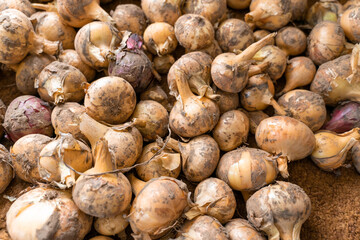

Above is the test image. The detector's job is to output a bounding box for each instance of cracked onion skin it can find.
[0,145,13,194]
[6,187,92,240]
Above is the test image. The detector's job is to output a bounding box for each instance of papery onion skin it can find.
[0,145,13,194]
[225,218,265,240]
[111,4,147,35]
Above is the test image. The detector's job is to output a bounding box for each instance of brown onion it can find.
[341,6,360,43]
[275,27,306,56]
[226,219,265,240]
[0,0,35,17]
[306,0,343,26]
[141,0,182,25]
[0,145,13,194]
[153,55,175,74]
[111,4,147,35]
[215,89,239,114]
[94,211,129,236]
[253,30,275,45]
[144,22,177,56]
[182,0,227,25]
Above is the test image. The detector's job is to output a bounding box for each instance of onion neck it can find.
[245,8,263,23]
[270,99,287,116]
[248,62,269,77]
[79,113,109,147]
[31,3,58,12]
[93,138,114,173]
[29,32,61,56]
[276,156,289,178]
[175,73,195,104]
[128,173,146,196]
[166,138,182,152]
[87,1,115,24]
[189,76,220,101]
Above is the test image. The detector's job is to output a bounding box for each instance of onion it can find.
[79,113,143,169]
[308,21,345,66]
[74,21,121,70]
[241,109,269,135]
[144,22,177,56]
[3,95,53,142]
[306,0,343,26]
[275,27,306,56]
[38,133,93,188]
[213,110,250,151]
[0,0,35,17]
[130,100,169,141]
[35,61,87,104]
[193,40,223,59]
[31,11,76,49]
[215,89,239,114]
[58,49,96,82]
[6,187,92,240]
[247,181,311,240]
[129,177,189,239]
[227,0,251,9]
[185,178,236,224]
[324,102,360,133]
[167,135,220,182]
[245,0,292,31]
[94,211,129,236]
[289,0,308,21]
[111,4,147,35]
[10,134,52,183]
[175,215,228,240]
[108,33,153,92]
[0,145,13,194]
[216,19,255,53]
[32,0,114,28]
[72,139,132,218]
[0,99,5,138]
[279,56,316,95]
[211,33,276,93]
[255,116,316,177]
[344,0,360,10]
[84,76,136,125]
[311,128,360,171]
[141,0,182,25]
[182,0,227,25]
[0,9,60,65]
[226,218,265,240]
[135,142,181,181]
[253,30,275,45]
[140,85,173,112]
[341,7,360,43]
[153,55,175,74]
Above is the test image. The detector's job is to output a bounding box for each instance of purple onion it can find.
[323,102,360,133]
[3,95,53,142]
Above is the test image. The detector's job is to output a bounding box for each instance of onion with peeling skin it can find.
[10,134,52,183]
[324,102,360,133]
[215,89,239,114]
[6,187,92,240]
[275,27,306,56]
[0,9,60,65]
[306,0,343,27]
[0,0,35,17]
[185,178,236,224]
[111,4,147,36]
[141,0,183,25]
[182,0,227,25]
[226,218,265,240]
[129,177,189,239]
[311,128,360,171]
[73,139,132,218]
[94,211,129,236]
[144,22,177,56]
[3,95,53,142]
[247,181,311,240]
[166,135,220,182]
[0,145,13,194]
[35,61,87,104]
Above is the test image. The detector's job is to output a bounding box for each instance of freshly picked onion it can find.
[324,102,360,133]
[0,0,35,17]
[306,0,343,26]
[225,218,265,240]
[311,128,360,171]
[94,211,129,236]
[153,55,175,74]
[185,178,236,224]
[141,0,183,25]
[215,89,239,114]
[182,0,227,25]
[6,187,92,240]
[341,6,360,43]
[275,27,307,56]
[0,145,13,194]
[111,4,147,35]
[72,139,132,218]
[289,0,308,21]
[247,181,311,240]
[129,177,189,239]
[144,22,177,56]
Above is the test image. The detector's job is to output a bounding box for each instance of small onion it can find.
[111,4,147,35]
[0,145,13,194]
[144,22,177,56]
[140,85,173,111]
[153,55,176,74]
[225,219,265,240]
[0,0,35,17]
[94,211,129,236]
[341,6,360,43]
[306,0,343,26]
[253,30,275,45]
[215,89,240,114]
[182,0,227,25]
[275,27,307,56]
[141,0,183,25]
[241,109,269,135]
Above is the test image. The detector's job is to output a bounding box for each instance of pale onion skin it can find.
[129,177,189,239]
[141,0,183,25]
[351,141,360,174]
[182,0,227,25]
[277,90,327,132]
[0,99,5,138]
[341,7,360,43]
[10,134,52,183]
[0,0,35,17]
[225,219,265,240]
[255,116,316,161]
[94,212,129,236]
[31,11,76,49]
[0,145,13,194]
[216,147,278,191]
[186,178,236,224]
[51,102,87,141]
[6,187,92,240]
[153,55,175,74]
[175,215,228,240]
[289,0,307,21]
[275,27,306,56]
[213,110,250,151]
[175,14,214,51]
[216,19,254,53]
[0,9,60,65]
[308,21,345,66]
[58,50,96,82]
[74,21,121,70]
[111,4,147,35]
[227,0,251,10]
[247,181,311,240]
[84,76,136,125]
[135,142,181,181]
[15,54,55,95]
[144,22,177,56]
[35,61,87,104]
[215,89,239,114]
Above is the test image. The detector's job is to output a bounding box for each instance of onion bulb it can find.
[0,9,60,65]
[35,61,87,104]
[215,89,239,114]
[72,139,132,218]
[324,102,360,133]
[226,218,265,240]
[247,181,311,240]
[253,30,275,45]
[275,27,307,56]
[129,177,189,239]
[10,134,52,183]
[311,128,360,171]
[182,0,227,25]
[144,22,177,56]
[153,54,176,74]
[185,178,236,224]
[289,0,308,21]
[141,0,183,25]
[94,211,129,236]
[306,0,343,26]
[341,7,360,43]
[344,0,360,10]
[167,135,220,182]
[6,187,92,240]
[0,0,35,17]
[241,110,269,135]
[111,4,147,36]
[140,85,173,111]
[0,145,13,194]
